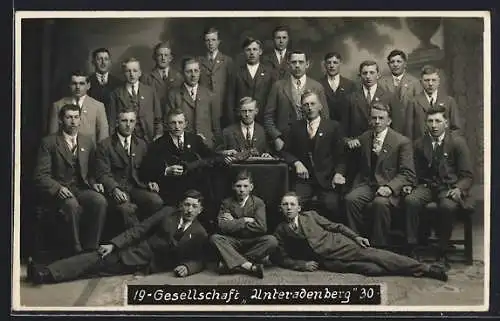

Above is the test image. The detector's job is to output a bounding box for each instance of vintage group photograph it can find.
[12,11,490,312]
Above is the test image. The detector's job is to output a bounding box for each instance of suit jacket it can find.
[319,75,356,124]
[226,62,276,125]
[353,128,415,196]
[264,76,330,140]
[141,68,184,107]
[110,207,208,275]
[140,131,221,185]
[87,73,122,125]
[262,50,290,82]
[108,83,163,144]
[273,210,360,270]
[281,118,346,189]
[413,130,473,193]
[378,72,423,129]
[199,52,233,126]
[166,84,221,149]
[95,133,150,193]
[33,132,97,197]
[405,91,463,141]
[217,122,269,155]
[216,195,268,238]
[48,96,109,144]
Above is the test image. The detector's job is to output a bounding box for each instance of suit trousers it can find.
[47,250,144,283]
[403,185,459,252]
[210,234,278,269]
[113,187,164,227]
[344,184,396,247]
[58,188,108,252]
[295,181,341,221]
[321,246,427,277]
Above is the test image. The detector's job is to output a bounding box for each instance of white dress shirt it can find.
[247,63,260,79]
[184,83,198,100]
[327,74,340,92]
[169,133,185,149]
[177,217,192,231]
[72,95,86,108]
[431,132,445,149]
[427,90,438,105]
[392,73,404,87]
[372,127,388,154]
[96,72,109,85]
[275,48,287,64]
[240,122,255,140]
[126,82,139,96]
[289,215,300,231]
[62,131,78,152]
[239,195,250,208]
[306,116,321,138]
[363,84,378,101]
[209,50,219,61]
[292,74,307,90]
[117,132,131,155]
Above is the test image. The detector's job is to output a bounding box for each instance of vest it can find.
[428,143,444,186]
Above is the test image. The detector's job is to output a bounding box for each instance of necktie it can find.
[373,135,382,154]
[394,77,401,87]
[307,122,315,138]
[123,137,130,155]
[429,96,435,108]
[296,79,301,91]
[245,126,252,147]
[161,70,167,80]
[174,222,186,241]
[432,137,441,150]
[290,222,298,232]
[71,137,77,154]
[178,136,184,151]
[190,88,196,101]
[366,89,372,104]
[209,55,214,66]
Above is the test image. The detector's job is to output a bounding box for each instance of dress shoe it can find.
[216,262,233,275]
[424,265,448,282]
[259,255,273,267]
[250,264,264,279]
[31,267,53,285]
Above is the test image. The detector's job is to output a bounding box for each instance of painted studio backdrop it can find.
[19,16,484,255]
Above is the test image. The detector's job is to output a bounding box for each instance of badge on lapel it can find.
[83,110,87,113]
[140,96,144,100]
[80,147,85,152]
[260,72,265,76]
[186,144,191,149]
[340,87,344,92]
[438,102,445,107]
[374,97,380,102]
[216,60,220,64]
[319,132,323,137]
[131,153,136,157]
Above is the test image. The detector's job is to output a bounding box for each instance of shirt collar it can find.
[184,83,198,92]
[307,116,321,128]
[209,50,219,60]
[430,131,445,143]
[247,62,260,69]
[363,83,377,95]
[73,95,86,105]
[240,121,255,130]
[239,195,250,207]
[62,131,77,143]
[328,73,340,82]
[96,72,109,78]
[292,74,307,86]
[116,132,131,144]
[393,73,404,82]
[169,132,185,143]
[290,215,299,227]
[275,48,286,56]
[126,82,139,91]
[178,217,192,230]
[427,90,438,102]
[374,127,389,141]
[157,67,169,74]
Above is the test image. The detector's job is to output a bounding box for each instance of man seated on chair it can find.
[344,102,415,248]
[210,170,278,278]
[96,107,164,228]
[33,103,108,255]
[280,90,347,221]
[27,190,209,285]
[217,96,272,159]
[402,107,473,269]
[272,191,448,281]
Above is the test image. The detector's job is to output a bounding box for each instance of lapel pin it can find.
[80,148,85,152]
[216,60,220,64]
[83,109,87,113]
[383,149,387,153]
[340,87,344,91]
[438,102,445,107]
[375,97,380,101]
[140,96,144,100]
[443,152,448,157]
[404,83,408,87]
[131,153,136,157]
[319,132,323,137]
[261,72,265,76]
[189,234,192,239]
[186,144,191,149]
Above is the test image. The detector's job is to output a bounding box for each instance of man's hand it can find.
[98,244,115,258]
[294,161,309,179]
[402,186,413,195]
[274,137,285,151]
[220,212,234,221]
[347,138,361,149]
[376,185,393,197]
[243,217,256,223]
[446,187,462,202]
[165,165,184,176]
[174,265,189,277]
[355,236,371,248]
[223,156,236,165]
[332,173,346,187]
[147,182,160,193]
[301,261,319,271]
[112,187,129,203]
[57,186,74,200]
[92,183,105,193]
[261,153,273,158]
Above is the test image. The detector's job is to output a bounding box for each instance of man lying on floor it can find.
[271,191,448,282]
[27,189,209,285]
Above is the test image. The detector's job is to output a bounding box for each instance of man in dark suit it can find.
[226,37,275,125]
[405,65,463,141]
[140,108,225,213]
[403,107,473,267]
[378,49,422,134]
[272,192,447,281]
[141,42,184,109]
[108,58,163,144]
[217,97,271,157]
[264,50,330,152]
[49,70,109,144]
[262,25,291,82]
[318,52,356,124]
[27,190,209,284]
[281,91,346,221]
[344,103,415,248]
[87,48,122,127]
[96,108,164,228]
[166,57,221,149]
[33,104,108,254]
[198,27,234,129]
[210,170,278,278]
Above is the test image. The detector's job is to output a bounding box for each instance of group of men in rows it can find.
[28,25,474,285]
